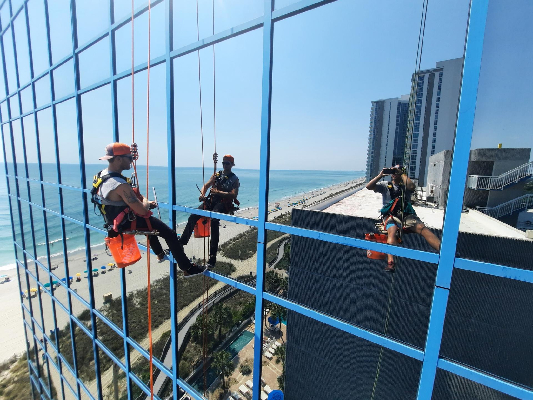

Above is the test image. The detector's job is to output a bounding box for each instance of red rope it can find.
[146,1,154,399]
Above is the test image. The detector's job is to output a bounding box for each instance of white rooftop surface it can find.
[324,188,532,241]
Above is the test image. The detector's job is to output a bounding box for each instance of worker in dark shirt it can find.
[179,154,240,268]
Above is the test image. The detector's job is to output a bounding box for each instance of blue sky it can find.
[0,0,531,171]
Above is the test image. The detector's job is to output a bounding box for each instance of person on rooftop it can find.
[93,142,206,278]
[179,154,240,268]
[366,165,441,272]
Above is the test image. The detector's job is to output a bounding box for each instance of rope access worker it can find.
[366,165,441,272]
[93,143,206,278]
[179,154,240,268]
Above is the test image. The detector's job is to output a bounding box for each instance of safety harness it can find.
[378,182,416,235]
[209,170,240,213]
[90,170,153,235]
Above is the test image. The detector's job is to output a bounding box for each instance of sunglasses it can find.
[119,155,133,161]
[222,161,231,165]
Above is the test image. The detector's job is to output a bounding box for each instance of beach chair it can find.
[239,385,249,398]
[265,351,273,360]
[264,385,272,394]
[246,380,253,390]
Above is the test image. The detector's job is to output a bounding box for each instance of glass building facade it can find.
[1,0,532,400]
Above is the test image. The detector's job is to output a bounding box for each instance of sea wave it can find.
[0,263,17,271]
[37,237,69,246]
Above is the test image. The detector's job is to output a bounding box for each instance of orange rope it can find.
[146,1,154,399]
[195,0,209,393]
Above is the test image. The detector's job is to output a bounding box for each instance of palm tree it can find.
[211,304,232,341]
[212,351,235,391]
[270,304,286,328]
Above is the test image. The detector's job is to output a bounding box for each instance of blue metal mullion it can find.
[43,0,82,396]
[251,1,275,399]
[39,2,65,399]
[68,0,103,398]
[0,10,40,388]
[4,6,43,396]
[264,221,439,263]
[164,0,180,398]
[416,1,490,399]
[0,0,27,38]
[1,125,37,400]
[107,1,132,397]
[18,1,54,393]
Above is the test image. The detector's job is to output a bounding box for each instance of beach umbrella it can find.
[43,283,51,288]
[107,263,114,267]
[61,278,67,282]
[76,273,81,277]
[92,268,99,272]
[83,270,88,273]
[30,288,37,293]
[52,280,58,285]
[0,275,7,278]
[101,266,106,270]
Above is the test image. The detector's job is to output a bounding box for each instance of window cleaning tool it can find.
[152,187,161,220]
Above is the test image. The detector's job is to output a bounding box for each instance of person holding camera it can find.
[366,165,440,272]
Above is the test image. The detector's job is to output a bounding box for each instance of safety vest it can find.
[90,171,132,230]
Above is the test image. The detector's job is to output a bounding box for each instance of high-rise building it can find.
[405,58,463,185]
[366,58,463,185]
[365,95,409,181]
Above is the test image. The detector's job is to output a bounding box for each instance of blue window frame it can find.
[2,1,532,400]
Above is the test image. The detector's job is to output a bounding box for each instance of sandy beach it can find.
[0,177,365,364]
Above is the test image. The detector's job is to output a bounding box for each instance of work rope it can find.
[145,1,154,399]
[371,1,429,397]
[129,0,155,398]
[195,0,218,394]
[196,0,209,394]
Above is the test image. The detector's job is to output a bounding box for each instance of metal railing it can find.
[480,194,533,219]
[467,161,533,190]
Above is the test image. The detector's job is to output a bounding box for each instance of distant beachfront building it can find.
[365,58,463,185]
[405,58,463,186]
[365,95,410,181]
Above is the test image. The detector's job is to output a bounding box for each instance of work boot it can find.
[183,263,207,278]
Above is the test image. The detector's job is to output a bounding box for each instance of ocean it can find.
[0,163,364,270]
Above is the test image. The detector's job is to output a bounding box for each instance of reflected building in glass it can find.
[405,58,463,186]
[365,96,409,181]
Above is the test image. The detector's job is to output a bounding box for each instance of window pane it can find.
[47,0,72,64]
[52,60,74,100]
[75,0,109,46]
[27,0,50,76]
[13,12,31,86]
[457,0,533,261]
[78,38,110,89]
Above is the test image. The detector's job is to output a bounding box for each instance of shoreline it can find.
[0,177,364,363]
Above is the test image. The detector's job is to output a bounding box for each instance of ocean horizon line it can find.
[3,162,364,173]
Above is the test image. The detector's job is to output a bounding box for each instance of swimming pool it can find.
[191,330,255,392]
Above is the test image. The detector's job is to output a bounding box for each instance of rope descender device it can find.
[131,142,139,161]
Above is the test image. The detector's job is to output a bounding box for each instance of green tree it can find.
[190,314,214,346]
[273,344,285,364]
[211,304,232,341]
[212,351,235,391]
[270,304,287,329]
